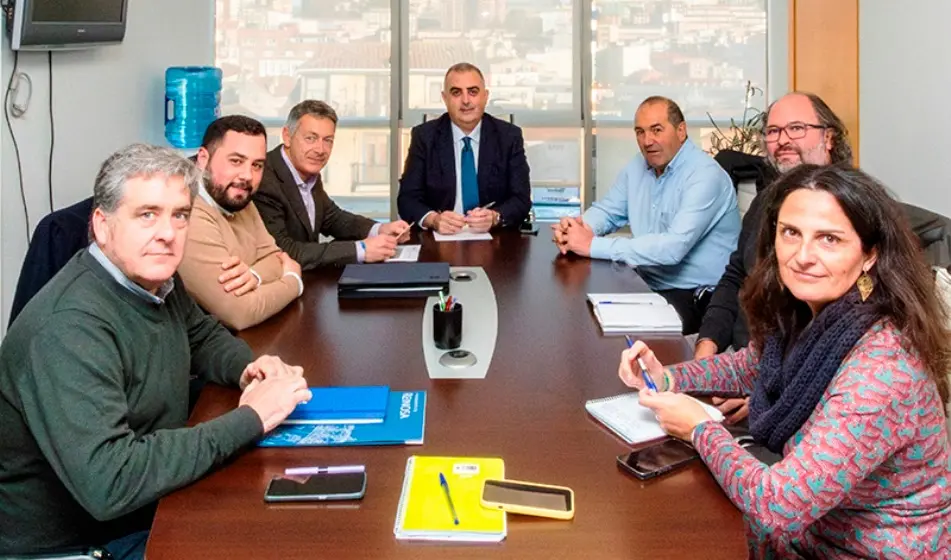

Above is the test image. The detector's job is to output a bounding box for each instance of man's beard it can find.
[768,141,829,173]
[209,180,253,213]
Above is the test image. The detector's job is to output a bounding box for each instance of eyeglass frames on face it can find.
[763,122,827,143]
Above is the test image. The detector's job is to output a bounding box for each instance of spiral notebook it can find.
[585,392,724,445]
[393,455,506,543]
[586,293,682,334]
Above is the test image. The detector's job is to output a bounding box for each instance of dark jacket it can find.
[699,154,951,352]
[396,112,532,227]
[254,146,377,270]
[9,197,94,327]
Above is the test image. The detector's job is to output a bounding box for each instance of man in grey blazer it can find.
[254,100,410,269]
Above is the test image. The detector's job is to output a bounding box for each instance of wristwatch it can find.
[492,210,501,228]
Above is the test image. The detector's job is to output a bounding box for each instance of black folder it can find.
[337,262,451,299]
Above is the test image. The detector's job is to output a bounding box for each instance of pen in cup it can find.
[438,472,460,525]
[625,335,658,391]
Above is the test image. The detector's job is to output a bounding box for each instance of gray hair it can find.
[285,100,338,136]
[93,143,201,214]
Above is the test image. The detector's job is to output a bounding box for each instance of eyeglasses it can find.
[763,122,827,143]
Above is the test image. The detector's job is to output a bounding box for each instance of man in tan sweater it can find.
[178,116,303,330]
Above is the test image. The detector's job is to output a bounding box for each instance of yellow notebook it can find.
[394,455,506,542]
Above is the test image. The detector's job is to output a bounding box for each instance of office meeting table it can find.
[146,230,747,559]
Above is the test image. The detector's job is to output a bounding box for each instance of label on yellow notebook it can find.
[394,455,506,542]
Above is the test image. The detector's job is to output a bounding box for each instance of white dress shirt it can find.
[421,120,482,228]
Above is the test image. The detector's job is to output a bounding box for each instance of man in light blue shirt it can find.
[552,96,739,333]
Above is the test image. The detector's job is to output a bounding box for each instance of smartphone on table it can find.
[616,438,700,480]
[480,478,575,519]
[264,467,367,502]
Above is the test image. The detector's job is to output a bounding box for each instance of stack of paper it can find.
[586,392,724,445]
[385,245,422,263]
[258,390,427,447]
[587,293,682,334]
[433,226,493,242]
[394,455,506,543]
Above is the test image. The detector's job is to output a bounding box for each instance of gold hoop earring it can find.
[856,271,874,302]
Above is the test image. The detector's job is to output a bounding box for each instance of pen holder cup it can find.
[433,303,463,350]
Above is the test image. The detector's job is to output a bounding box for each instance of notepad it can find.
[585,392,724,445]
[283,386,389,425]
[394,455,506,543]
[587,293,682,334]
[386,244,421,263]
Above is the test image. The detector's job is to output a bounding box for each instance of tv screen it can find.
[8,0,128,50]
[33,0,125,24]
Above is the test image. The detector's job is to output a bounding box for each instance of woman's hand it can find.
[638,390,714,441]
[618,339,669,390]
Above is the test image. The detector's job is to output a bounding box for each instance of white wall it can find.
[0,1,214,332]
[860,0,951,217]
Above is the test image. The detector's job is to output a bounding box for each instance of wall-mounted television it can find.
[7,0,129,51]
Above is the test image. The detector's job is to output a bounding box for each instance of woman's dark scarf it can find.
[748,287,882,454]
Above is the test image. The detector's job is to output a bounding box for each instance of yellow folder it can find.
[394,455,506,542]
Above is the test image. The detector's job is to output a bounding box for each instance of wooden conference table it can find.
[147,231,746,559]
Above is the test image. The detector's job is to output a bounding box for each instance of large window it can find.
[215,0,772,220]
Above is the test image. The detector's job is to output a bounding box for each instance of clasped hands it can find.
[618,339,715,441]
[428,207,498,235]
[551,216,595,257]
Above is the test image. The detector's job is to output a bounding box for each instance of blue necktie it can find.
[461,136,479,213]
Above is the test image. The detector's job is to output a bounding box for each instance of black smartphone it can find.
[519,221,540,235]
[616,439,699,480]
[264,471,367,502]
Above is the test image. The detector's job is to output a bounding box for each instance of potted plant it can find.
[706,81,765,156]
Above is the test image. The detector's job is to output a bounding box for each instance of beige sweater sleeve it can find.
[179,204,299,331]
[247,202,285,283]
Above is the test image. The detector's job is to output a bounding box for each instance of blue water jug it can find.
[164,66,223,149]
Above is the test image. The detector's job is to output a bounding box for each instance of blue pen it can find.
[438,472,460,525]
[625,335,658,391]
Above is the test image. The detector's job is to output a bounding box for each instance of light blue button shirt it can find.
[584,141,740,291]
[88,242,175,304]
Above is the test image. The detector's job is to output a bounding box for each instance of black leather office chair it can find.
[903,203,951,269]
[713,149,768,192]
[9,197,94,327]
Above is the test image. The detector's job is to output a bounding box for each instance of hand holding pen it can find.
[465,201,497,233]
[618,335,672,392]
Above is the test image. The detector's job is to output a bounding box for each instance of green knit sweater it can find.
[0,249,263,554]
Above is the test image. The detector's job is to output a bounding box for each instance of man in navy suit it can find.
[397,63,532,234]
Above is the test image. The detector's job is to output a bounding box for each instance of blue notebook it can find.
[283,386,389,425]
[260,391,426,447]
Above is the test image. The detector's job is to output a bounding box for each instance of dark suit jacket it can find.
[9,197,94,327]
[396,113,531,227]
[254,146,377,270]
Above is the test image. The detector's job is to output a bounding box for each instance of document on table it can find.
[386,245,422,262]
[433,230,493,242]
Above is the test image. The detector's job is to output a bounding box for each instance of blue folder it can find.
[260,391,426,447]
[283,385,390,425]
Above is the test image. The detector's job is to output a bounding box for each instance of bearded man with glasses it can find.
[694,91,950,435]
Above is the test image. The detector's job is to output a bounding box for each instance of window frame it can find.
[216,0,786,219]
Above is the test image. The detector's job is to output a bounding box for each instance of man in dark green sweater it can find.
[0,144,313,559]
